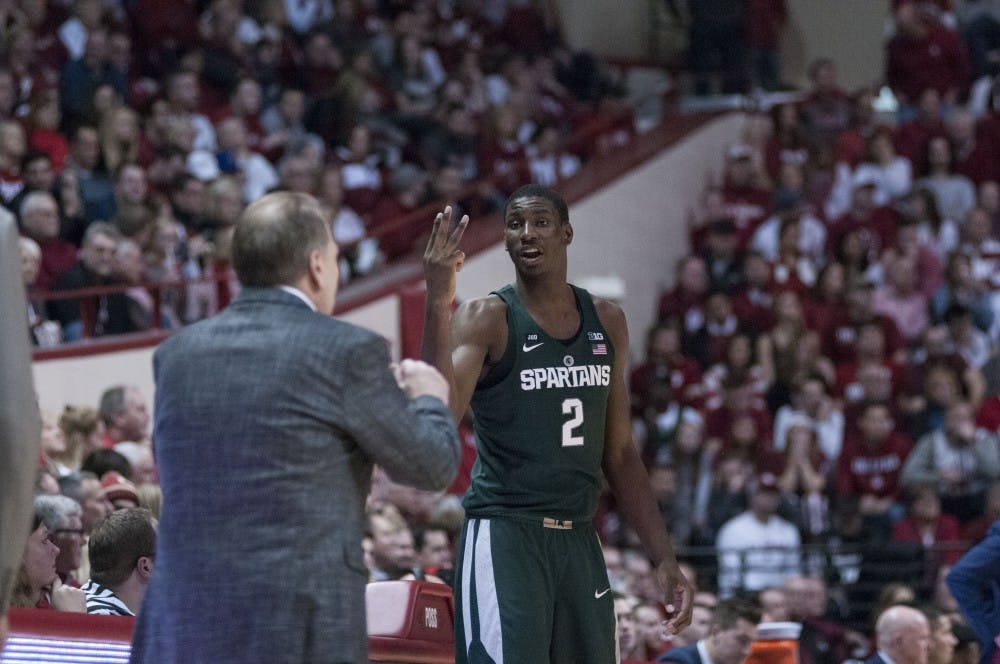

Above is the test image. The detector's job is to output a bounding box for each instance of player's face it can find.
[503,196,571,275]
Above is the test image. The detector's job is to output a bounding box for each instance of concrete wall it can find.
[555,0,889,91]
[32,115,745,415]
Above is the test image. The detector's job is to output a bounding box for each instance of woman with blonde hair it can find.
[99,106,141,174]
[57,405,105,472]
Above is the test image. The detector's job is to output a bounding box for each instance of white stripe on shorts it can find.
[461,518,504,663]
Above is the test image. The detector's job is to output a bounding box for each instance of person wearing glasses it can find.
[82,508,156,617]
[9,507,86,612]
[34,494,86,587]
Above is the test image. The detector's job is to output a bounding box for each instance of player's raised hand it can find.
[423,206,469,305]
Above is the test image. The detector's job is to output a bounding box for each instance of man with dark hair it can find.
[49,221,136,340]
[58,471,113,536]
[657,599,761,664]
[82,507,156,616]
[132,191,460,663]
[97,384,150,446]
[422,184,693,663]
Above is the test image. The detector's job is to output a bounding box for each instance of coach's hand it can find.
[423,206,469,306]
[655,558,694,635]
[394,359,451,404]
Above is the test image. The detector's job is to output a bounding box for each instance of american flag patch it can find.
[591,343,607,355]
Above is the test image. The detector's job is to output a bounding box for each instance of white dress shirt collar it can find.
[278,285,316,312]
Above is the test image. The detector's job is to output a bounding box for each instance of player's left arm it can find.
[597,299,693,633]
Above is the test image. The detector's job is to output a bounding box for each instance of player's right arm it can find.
[422,206,505,420]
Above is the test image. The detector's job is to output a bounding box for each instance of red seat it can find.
[367,580,455,664]
[4,582,456,663]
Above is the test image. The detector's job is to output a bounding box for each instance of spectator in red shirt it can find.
[745,0,788,91]
[838,323,906,432]
[893,484,963,566]
[886,4,971,112]
[731,251,776,332]
[948,106,1000,185]
[659,254,710,335]
[826,172,900,262]
[630,318,703,413]
[823,276,906,366]
[895,88,947,168]
[720,143,772,250]
[804,261,848,335]
[837,401,913,543]
[20,190,77,291]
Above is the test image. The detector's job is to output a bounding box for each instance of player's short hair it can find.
[503,184,569,224]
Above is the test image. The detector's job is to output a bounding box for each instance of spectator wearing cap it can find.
[715,471,802,598]
[82,507,156,616]
[702,217,744,295]
[34,494,86,586]
[100,471,139,510]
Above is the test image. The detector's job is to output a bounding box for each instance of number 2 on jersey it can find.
[561,398,584,446]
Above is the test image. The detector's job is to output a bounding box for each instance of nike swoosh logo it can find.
[594,588,611,599]
[522,342,544,352]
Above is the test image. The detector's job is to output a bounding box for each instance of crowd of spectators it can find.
[9,1,1000,663]
[12,0,633,345]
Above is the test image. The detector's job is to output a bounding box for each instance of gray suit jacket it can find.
[130,288,460,664]
[0,212,41,614]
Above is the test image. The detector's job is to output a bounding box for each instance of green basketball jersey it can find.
[463,284,615,522]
